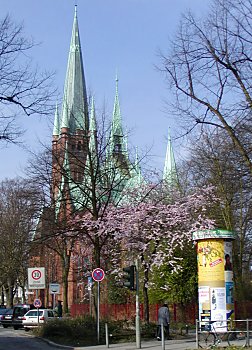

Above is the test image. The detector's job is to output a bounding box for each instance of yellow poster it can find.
[198,239,225,283]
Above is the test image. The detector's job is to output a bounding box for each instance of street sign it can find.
[49,283,60,294]
[92,268,105,282]
[28,267,46,289]
[87,276,93,290]
[33,298,42,308]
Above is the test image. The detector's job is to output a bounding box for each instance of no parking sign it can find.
[92,268,105,282]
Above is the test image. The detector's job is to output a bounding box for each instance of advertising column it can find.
[192,229,235,330]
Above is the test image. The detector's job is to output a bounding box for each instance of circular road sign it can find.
[92,268,105,282]
[34,298,42,308]
[32,269,42,280]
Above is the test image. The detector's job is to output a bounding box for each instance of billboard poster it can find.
[224,241,233,272]
[211,287,227,330]
[198,239,225,283]
[226,282,234,305]
[199,286,210,304]
[194,232,235,325]
[224,240,234,316]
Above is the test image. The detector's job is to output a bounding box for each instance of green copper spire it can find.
[89,96,97,155]
[61,5,88,133]
[109,75,124,154]
[53,102,60,136]
[132,147,143,185]
[163,130,179,187]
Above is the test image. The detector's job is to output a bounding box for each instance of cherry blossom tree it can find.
[68,185,218,322]
[117,185,217,322]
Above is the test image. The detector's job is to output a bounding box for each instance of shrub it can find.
[35,316,98,346]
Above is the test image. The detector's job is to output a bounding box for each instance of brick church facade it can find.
[31,6,178,313]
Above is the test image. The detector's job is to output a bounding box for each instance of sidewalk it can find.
[72,338,197,350]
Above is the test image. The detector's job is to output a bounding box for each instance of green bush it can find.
[35,316,98,346]
[35,316,135,346]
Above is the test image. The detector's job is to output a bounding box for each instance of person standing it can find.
[157,303,170,340]
[55,300,63,318]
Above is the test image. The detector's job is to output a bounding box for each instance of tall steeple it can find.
[163,130,179,187]
[60,5,88,133]
[109,75,124,155]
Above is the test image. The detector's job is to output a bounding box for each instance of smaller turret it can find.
[163,129,179,188]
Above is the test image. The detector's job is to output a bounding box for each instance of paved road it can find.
[0,327,197,350]
[72,338,197,350]
[0,327,73,350]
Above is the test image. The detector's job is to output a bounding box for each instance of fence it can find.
[71,302,197,324]
[196,318,252,349]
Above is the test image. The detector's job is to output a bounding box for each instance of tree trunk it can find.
[143,267,150,324]
[61,251,70,314]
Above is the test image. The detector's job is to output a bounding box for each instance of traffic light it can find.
[123,265,135,290]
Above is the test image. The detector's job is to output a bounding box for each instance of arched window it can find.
[77,141,82,150]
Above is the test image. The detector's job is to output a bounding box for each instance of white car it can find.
[22,309,55,330]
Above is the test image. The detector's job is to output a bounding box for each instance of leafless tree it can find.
[0,178,43,307]
[27,108,148,313]
[184,129,252,306]
[0,14,56,144]
[160,0,252,174]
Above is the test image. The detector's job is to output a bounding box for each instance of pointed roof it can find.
[163,130,179,187]
[108,75,125,156]
[111,75,123,137]
[60,5,88,133]
[88,96,98,156]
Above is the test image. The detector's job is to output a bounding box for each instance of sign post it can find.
[28,267,45,306]
[135,259,141,349]
[49,283,60,310]
[33,298,42,325]
[92,268,105,344]
[87,277,93,317]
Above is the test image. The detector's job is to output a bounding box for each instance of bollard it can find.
[196,319,199,349]
[186,324,189,334]
[161,323,165,350]
[105,323,109,348]
[246,319,249,347]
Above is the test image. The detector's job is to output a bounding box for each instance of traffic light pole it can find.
[135,259,141,349]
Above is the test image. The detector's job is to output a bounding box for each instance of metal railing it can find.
[196,318,252,348]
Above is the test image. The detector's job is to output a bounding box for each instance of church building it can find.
[34,6,178,312]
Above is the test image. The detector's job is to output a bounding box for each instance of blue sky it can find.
[0,0,210,180]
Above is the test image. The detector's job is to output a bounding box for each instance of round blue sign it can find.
[34,298,42,308]
[92,268,105,282]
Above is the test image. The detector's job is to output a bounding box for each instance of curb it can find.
[36,336,75,349]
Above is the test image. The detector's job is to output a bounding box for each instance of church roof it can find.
[163,130,179,187]
[60,5,88,133]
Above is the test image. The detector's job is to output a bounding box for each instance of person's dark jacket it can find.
[158,305,170,326]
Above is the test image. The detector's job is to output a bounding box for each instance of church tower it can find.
[52,6,90,217]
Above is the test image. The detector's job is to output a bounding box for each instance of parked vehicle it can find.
[12,304,36,330]
[22,309,55,330]
[1,309,13,328]
[0,307,7,321]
